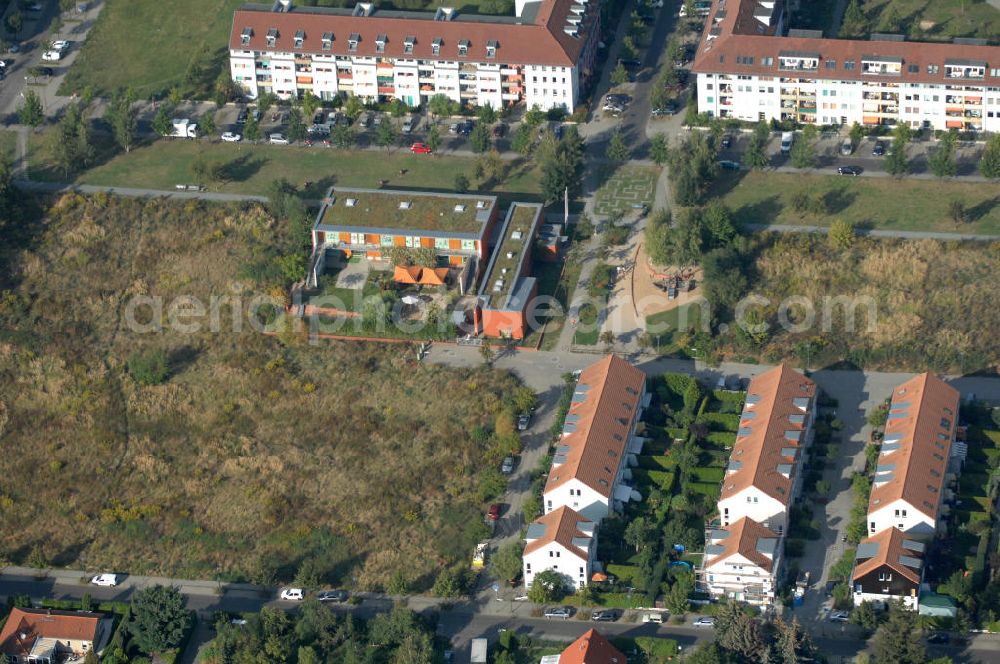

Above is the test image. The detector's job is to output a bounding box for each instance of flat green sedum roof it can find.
[316,188,496,236]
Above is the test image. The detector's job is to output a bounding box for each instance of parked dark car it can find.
[492,123,507,137]
[720,135,733,149]
[872,140,886,156]
[651,104,677,116]
[926,632,949,645]
[458,120,474,136]
[838,165,862,176]
[592,609,621,622]
[617,58,641,69]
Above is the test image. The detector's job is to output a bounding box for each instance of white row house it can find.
[703,363,816,606]
[543,354,648,524]
[693,0,1000,132]
[867,372,960,539]
[228,0,601,111]
[716,364,816,537]
[703,517,782,606]
[523,506,595,590]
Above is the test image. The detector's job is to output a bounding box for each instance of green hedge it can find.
[712,390,745,406]
[689,466,725,483]
[700,412,741,432]
[981,429,1000,447]
[688,481,722,499]
[636,455,676,471]
[706,432,736,448]
[648,470,677,493]
[634,636,680,662]
[606,564,643,587]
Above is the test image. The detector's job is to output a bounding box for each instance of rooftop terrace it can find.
[315,188,497,237]
[479,203,542,309]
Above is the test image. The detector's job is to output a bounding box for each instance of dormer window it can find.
[375,34,387,53]
[266,28,278,48]
[321,32,333,51]
[432,38,442,55]
[348,33,360,52]
[241,27,253,47]
[458,39,469,57]
[404,35,415,54]
[486,39,498,58]
[294,30,304,48]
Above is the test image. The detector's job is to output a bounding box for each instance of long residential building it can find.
[692,0,1000,131]
[866,373,960,539]
[543,355,648,523]
[716,364,816,537]
[228,0,601,111]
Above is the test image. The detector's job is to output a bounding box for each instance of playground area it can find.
[633,242,703,322]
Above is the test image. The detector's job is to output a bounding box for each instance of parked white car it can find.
[41,50,62,61]
[279,587,304,600]
[91,573,119,587]
[693,617,715,627]
[220,132,242,142]
[268,133,290,145]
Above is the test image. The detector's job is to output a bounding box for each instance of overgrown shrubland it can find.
[0,192,520,590]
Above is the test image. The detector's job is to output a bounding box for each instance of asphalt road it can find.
[5,569,995,664]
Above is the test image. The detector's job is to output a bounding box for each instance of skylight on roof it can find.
[398,201,411,210]
[345,198,358,207]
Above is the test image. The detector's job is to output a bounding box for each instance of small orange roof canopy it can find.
[393,265,422,284]
[419,267,449,285]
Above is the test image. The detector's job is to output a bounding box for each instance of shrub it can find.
[127,349,169,386]
[634,637,679,662]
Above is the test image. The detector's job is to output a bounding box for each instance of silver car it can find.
[544,607,572,619]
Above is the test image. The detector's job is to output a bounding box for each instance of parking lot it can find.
[717,130,987,178]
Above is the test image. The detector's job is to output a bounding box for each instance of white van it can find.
[780,132,794,154]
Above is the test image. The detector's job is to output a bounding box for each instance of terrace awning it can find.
[393,265,422,284]
[419,267,449,285]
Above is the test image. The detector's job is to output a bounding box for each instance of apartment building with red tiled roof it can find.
[692,0,1000,131]
[716,364,816,536]
[703,517,782,605]
[228,0,601,111]
[852,526,925,610]
[543,355,648,523]
[867,372,960,539]
[523,505,595,590]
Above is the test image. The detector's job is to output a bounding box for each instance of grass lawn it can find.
[711,171,1000,235]
[0,130,17,161]
[593,164,659,217]
[644,301,706,353]
[573,301,601,346]
[29,137,544,200]
[59,0,244,98]
[859,0,1000,41]
[0,193,520,589]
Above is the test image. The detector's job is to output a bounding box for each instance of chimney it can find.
[272,0,292,11]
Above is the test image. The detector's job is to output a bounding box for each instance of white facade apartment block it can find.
[693,0,1000,132]
[703,551,777,604]
[717,488,789,535]
[544,477,616,524]
[229,0,600,111]
[867,499,936,539]
[523,508,595,590]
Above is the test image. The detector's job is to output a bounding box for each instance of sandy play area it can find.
[633,241,704,322]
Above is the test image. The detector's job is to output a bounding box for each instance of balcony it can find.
[377,86,395,95]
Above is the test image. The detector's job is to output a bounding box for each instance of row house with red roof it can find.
[228,0,600,111]
[850,372,961,611]
[702,364,816,605]
[692,0,1000,132]
[522,355,648,591]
